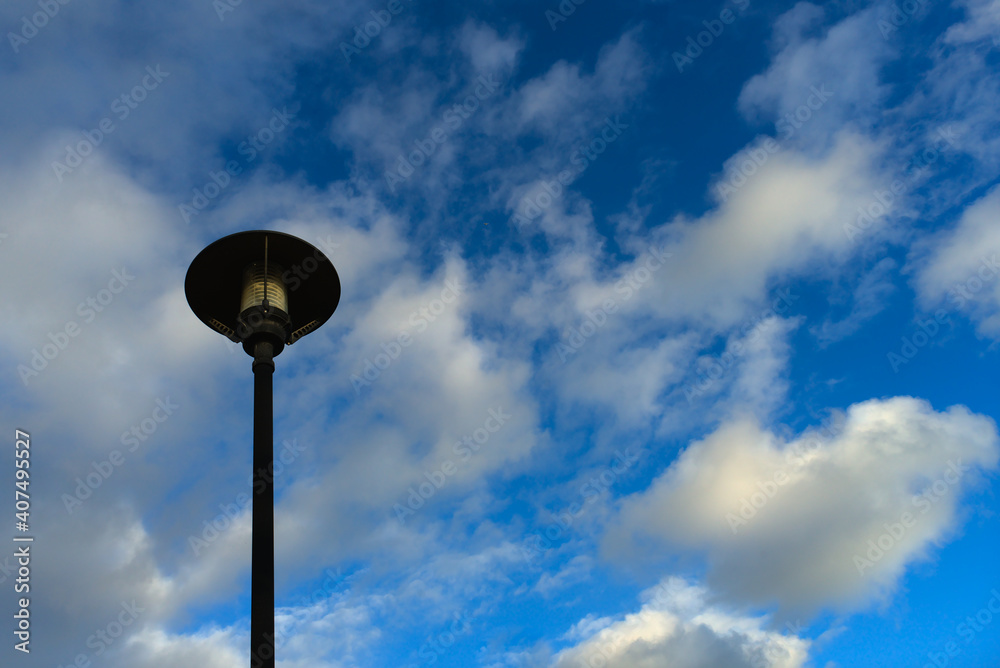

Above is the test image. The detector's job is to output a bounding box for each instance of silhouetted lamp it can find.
[185,230,340,668]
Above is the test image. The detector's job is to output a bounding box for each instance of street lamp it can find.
[185,230,341,668]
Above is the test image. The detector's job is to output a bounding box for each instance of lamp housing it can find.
[185,230,341,358]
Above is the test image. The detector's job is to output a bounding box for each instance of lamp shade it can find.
[185,230,340,347]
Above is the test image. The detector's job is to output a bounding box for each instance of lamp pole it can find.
[185,231,341,668]
[252,340,275,666]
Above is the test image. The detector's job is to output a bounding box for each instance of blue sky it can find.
[1,0,999,666]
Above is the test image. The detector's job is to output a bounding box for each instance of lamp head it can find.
[185,230,341,357]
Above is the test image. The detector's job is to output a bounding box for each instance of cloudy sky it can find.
[1,0,999,666]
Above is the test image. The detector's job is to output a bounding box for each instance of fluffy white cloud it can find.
[739,4,894,144]
[514,28,650,141]
[457,21,524,75]
[550,578,809,668]
[604,397,999,615]
[943,0,1000,45]
[912,184,1000,336]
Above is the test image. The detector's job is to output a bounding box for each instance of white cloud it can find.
[514,28,650,141]
[604,397,999,615]
[739,4,894,146]
[549,577,810,668]
[645,131,885,328]
[457,21,524,75]
[912,184,1000,336]
[943,0,1000,45]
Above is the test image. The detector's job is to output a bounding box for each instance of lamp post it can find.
[185,230,341,668]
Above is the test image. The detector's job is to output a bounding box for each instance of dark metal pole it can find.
[251,340,275,668]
